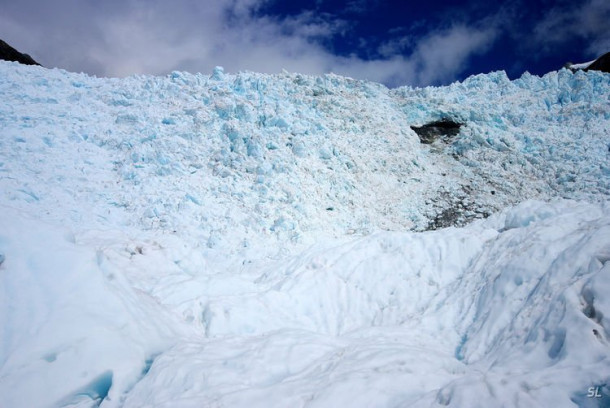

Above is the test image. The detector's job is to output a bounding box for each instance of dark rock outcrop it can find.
[584,52,610,73]
[425,186,492,231]
[0,39,41,66]
[410,119,462,144]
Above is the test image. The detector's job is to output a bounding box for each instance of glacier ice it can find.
[0,60,609,407]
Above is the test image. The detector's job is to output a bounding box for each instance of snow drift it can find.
[0,60,609,407]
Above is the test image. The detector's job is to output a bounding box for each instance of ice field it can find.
[0,61,609,407]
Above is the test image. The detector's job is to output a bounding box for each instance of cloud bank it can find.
[0,0,500,87]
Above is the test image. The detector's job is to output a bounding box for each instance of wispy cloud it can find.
[344,0,380,15]
[533,0,610,57]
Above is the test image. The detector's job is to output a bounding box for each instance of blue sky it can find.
[0,0,608,87]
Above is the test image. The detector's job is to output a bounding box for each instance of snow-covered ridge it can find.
[0,61,609,407]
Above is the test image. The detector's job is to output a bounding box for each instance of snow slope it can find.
[0,60,609,407]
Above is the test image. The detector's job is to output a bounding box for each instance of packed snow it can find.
[0,60,609,407]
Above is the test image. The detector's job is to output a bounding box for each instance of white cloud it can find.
[0,0,498,87]
[409,25,497,85]
[377,36,413,58]
[372,25,497,86]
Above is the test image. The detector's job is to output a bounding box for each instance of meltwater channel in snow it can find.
[0,60,609,407]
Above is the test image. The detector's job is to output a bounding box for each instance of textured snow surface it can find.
[0,61,609,407]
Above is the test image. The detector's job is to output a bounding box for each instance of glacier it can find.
[0,60,609,407]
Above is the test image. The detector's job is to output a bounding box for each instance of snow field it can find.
[2,200,609,407]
